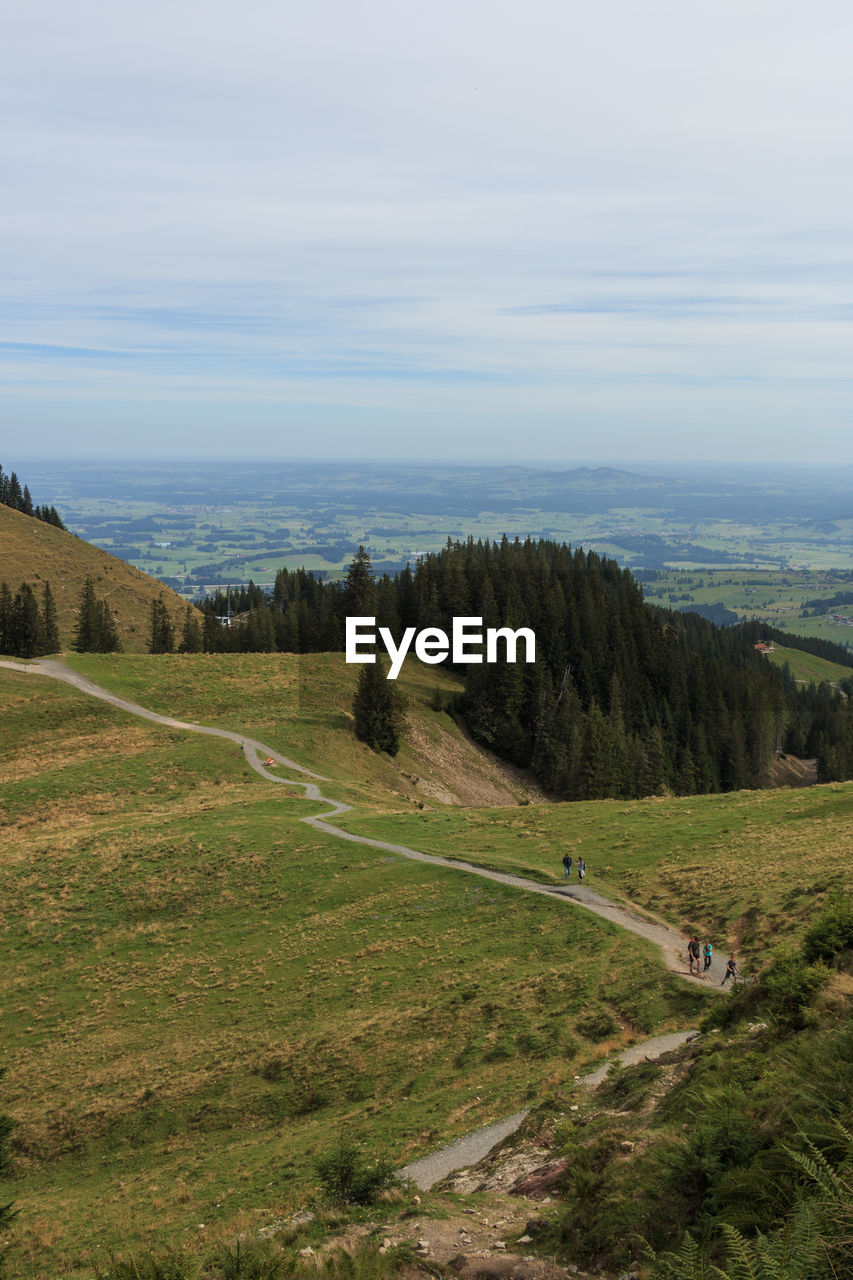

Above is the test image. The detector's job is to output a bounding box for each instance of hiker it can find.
[577,857,586,882]
[703,941,713,973]
[687,937,700,975]
[562,853,572,879]
[721,956,739,985]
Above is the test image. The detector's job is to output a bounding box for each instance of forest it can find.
[0,462,65,528]
[196,538,853,796]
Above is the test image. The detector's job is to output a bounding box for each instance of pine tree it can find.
[9,583,41,657]
[352,657,407,755]
[96,600,120,653]
[343,545,376,618]
[179,604,203,653]
[74,578,100,652]
[0,583,11,655]
[149,597,175,654]
[40,582,60,653]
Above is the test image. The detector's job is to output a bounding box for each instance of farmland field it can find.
[16,461,853,604]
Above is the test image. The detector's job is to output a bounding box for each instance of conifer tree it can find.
[40,582,60,653]
[352,656,406,755]
[179,604,203,653]
[74,578,100,653]
[343,545,375,618]
[0,583,11,655]
[9,583,41,657]
[96,600,121,653]
[149,597,175,654]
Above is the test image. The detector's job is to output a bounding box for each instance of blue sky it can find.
[2,0,853,462]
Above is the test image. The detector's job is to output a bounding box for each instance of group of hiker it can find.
[687,935,739,985]
[562,853,586,882]
[558,854,741,988]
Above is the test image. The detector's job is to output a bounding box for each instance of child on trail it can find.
[721,956,739,985]
[562,853,572,879]
[703,941,713,973]
[577,857,586,882]
[687,937,700,975]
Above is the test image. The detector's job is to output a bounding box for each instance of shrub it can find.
[576,1009,619,1041]
[596,1059,661,1111]
[761,952,831,1031]
[315,1135,397,1207]
[802,893,853,968]
[702,950,831,1034]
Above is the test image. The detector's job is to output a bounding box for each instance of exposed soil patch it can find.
[404,718,547,808]
[772,753,818,787]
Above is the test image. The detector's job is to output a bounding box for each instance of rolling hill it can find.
[1,650,850,1279]
[0,502,189,651]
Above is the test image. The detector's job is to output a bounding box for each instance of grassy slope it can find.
[61,652,539,811]
[1,657,705,1278]
[764,642,853,685]
[338,785,853,961]
[0,503,188,651]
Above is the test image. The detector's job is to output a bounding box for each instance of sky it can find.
[2,0,853,464]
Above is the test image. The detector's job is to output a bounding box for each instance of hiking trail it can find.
[1,657,728,986]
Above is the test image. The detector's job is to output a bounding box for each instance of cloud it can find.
[2,1,853,460]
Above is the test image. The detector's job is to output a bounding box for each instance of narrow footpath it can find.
[399,1029,698,1190]
[1,658,727,984]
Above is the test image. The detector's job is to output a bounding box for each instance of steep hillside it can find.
[0,502,188,651]
[0,654,701,1277]
[63,651,543,811]
[765,641,853,685]
[1,652,849,1280]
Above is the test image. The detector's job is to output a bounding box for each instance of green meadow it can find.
[338,784,853,960]
[765,642,853,684]
[2,658,709,1279]
[640,567,853,650]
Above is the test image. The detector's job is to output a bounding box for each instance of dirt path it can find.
[1,658,728,986]
[399,1029,698,1190]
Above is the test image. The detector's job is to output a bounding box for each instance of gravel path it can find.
[2,659,728,988]
[398,1028,698,1189]
[4,658,722,1193]
[398,1110,533,1192]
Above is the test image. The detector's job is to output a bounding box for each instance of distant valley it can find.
[17,460,853,598]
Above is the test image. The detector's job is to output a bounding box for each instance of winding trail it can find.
[399,1029,699,1190]
[4,657,726,1191]
[1,658,727,987]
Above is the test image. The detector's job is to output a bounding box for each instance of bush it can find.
[315,1135,397,1207]
[703,950,831,1034]
[596,1059,661,1111]
[802,894,853,968]
[762,952,831,1031]
[576,1009,619,1041]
